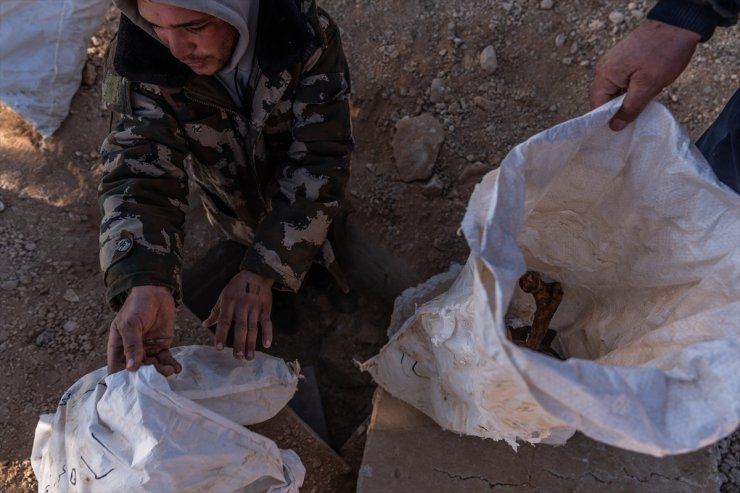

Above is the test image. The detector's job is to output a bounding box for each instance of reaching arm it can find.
[589,0,738,130]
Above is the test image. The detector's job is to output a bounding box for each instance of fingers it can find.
[112,317,145,372]
[260,308,273,350]
[246,307,260,360]
[207,304,230,351]
[144,348,182,377]
[609,74,658,131]
[589,72,623,111]
[232,306,248,360]
[107,324,125,374]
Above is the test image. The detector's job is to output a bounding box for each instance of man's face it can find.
[136,0,238,75]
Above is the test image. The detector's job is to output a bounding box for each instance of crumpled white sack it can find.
[31,346,305,493]
[0,0,109,137]
[362,98,740,456]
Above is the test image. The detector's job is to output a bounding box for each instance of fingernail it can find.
[127,358,135,370]
[216,342,224,351]
[235,351,244,360]
[264,339,272,348]
[247,350,254,360]
[611,118,627,131]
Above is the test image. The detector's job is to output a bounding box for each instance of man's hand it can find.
[590,20,701,131]
[204,270,274,361]
[107,285,181,376]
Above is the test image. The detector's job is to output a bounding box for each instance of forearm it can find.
[99,89,190,309]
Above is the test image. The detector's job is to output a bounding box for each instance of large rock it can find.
[392,113,445,182]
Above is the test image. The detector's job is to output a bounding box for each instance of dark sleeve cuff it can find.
[648,0,725,41]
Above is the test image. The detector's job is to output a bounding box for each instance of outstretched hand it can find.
[590,20,701,131]
[107,285,181,376]
[204,270,274,361]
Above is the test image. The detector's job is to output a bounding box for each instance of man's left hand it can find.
[204,270,274,360]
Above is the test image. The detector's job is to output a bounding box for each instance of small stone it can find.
[479,45,498,74]
[1,279,19,290]
[63,321,79,333]
[421,175,445,197]
[63,288,80,303]
[24,242,36,251]
[554,33,566,48]
[0,200,5,212]
[540,0,554,9]
[430,78,446,103]
[631,9,645,20]
[473,95,496,112]
[589,19,605,31]
[608,11,625,24]
[393,114,445,182]
[34,330,54,347]
[97,322,111,336]
[458,161,489,185]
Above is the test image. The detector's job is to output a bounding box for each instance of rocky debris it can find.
[421,174,445,197]
[63,288,80,303]
[457,161,488,186]
[392,113,445,182]
[429,78,447,104]
[718,432,740,492]
[479,45,498,74]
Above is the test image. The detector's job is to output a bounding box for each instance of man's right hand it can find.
[590,19,701,131]
[107,285,181,376]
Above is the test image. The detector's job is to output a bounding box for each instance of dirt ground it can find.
[1,1,738,492]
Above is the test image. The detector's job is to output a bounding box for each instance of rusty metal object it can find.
[518,271,563,351]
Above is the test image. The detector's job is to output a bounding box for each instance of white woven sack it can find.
[0,0,109,136]
[362,98,740,456]
[31,345,305,492]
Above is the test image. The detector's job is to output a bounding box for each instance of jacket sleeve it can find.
[239,13,353,291]
[99,79,190,310]
[648,0,739,41]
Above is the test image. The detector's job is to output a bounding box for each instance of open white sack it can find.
[362,99,740,456]
[31,346,305,493]
[0,0,109,137]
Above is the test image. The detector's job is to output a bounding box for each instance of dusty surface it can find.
[0,1,738,492]
[358,389,722,493]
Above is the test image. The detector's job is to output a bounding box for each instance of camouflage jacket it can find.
[99,0,353,309]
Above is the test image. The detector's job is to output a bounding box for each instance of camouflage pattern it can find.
[99,1,353,309]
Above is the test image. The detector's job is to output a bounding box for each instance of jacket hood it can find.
[113,0,255,73]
